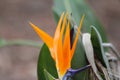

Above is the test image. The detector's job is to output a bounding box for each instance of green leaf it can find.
[44,69,55,80]
[37,44,58,80]
[71,28,88,80]
[90,26,110,69]
[52,0,107,42]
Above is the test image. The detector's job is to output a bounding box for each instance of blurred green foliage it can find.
[52,0,107,42]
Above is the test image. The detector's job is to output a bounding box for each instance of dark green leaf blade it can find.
[37,44,58,80]
[90,26,110,69]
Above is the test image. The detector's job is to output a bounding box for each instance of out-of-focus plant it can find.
[0,38,41,48]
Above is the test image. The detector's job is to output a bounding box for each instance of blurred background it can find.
[0,0,120,80]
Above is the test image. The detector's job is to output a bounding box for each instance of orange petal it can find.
[60,12,68,37]
[56,38,63,76]
[62,21,71,75]
[29,22,53,48]
[70,15,84,59]
[53,13,64,70]
[29,22,55,58]
[78,15,85,32]
[54,12,64,41]
[57,13,69,76]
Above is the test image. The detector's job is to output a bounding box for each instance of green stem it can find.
[0,39,42,48]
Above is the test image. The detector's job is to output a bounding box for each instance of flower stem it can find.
[0,39,42,48]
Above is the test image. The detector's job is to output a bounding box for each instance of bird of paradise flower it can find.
[30,13,84,79]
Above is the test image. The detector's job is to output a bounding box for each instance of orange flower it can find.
[30,13,84,78]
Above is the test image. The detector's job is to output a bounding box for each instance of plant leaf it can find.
[37,44,58,80]
[82,33,102,80]
[44,69,56,80]
[90,26,110,70]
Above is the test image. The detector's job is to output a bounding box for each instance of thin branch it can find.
[0,39,42,48]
